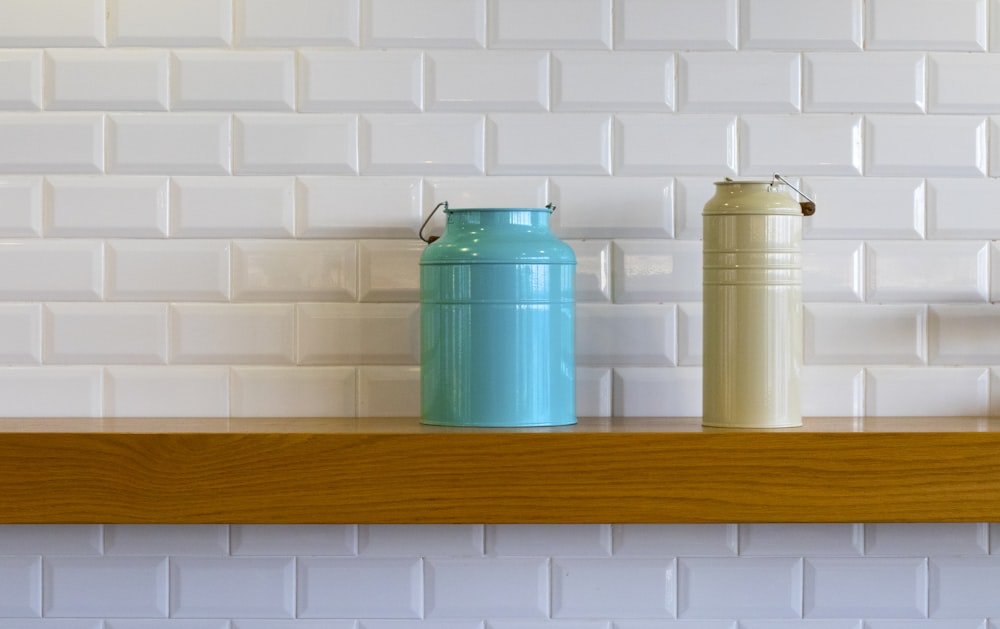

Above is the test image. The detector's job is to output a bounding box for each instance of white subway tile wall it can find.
[4,1,1000,626]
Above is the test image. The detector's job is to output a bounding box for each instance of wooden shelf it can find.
[2,416,999,524]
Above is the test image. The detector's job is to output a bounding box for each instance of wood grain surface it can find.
[1,417,998,523]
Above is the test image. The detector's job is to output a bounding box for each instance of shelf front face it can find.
[1,417,999,524]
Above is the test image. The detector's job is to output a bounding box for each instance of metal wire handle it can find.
[774,174,816,216]
[419,201,448,243]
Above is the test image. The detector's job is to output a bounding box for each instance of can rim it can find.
[443,207,554,213]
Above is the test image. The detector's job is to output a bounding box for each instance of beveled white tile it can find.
[109,0,232,46]
[0,304,41,364]
[612,240,702,303]
[929,52,1000,112]
[301,50,423,113]
[866,0,987,51]
[357,366,420,417]
[489,525,611,557]
[678,557,802,619]
[0,367,101,416]
[576,304,675,366]
[44,303,167,365]
[553,558,674,618]
[613,0,737,50]
[235,113,357,175]
[297,176,422,238]
[105,366,229,417]
[233,622,355,629]
[170,557,294,618]
[677,302,702,366]
[0,556,40,617]
[929,304,1000,365]
[45,49,168,111]
[104,525,229,556]
[869,620,987,629]
[929,178,1000,238]
[108,621,230,629]
[740,0,862,49]
[0,50,42,110]
[0,240,102,301]
[427,50,547,112]
[866,523,988,556]
[674,176,717,240]
[740,524,863,557]
[612,524,737,557]
[613,367,701,417]
[802,240,864,302]
[867,240,988,303]
[0,524,101,555]
[930,557,1000,617]
[45,176,169,238]
[577,366,612,417]
[553,51,673,112]
[566,240,611,303]
[801,366,865,416]
[0,621,103,629]
[362,114,484,175]
[299,557,422,618]
[866,367,989,417]
[108,113,230,175]
[678,52,800,112]
[801,177,924,240]
[865,115,987,176]
[172,50,294,111]
[358,240,422,302]
[170,176,294,238]
[805,52,925,113]
[232,240,358,302]
[361,525,483,556]
[548,177,672,239]
[739,114,862,176]
[297,303,420,365]
[170,304,296,365]
[0,0,104,46]
[489,0,610,49]
[44,556,168,618]
[0,176,42,236]
[492,622,609,629]
[804,304,926,365]
[0,113,103,174]
[424,176,548,216]
[236,0,358,46]
[805,558,927,618]
[363,0,485,48]
[993,116,1000,177]
[615,114,736,176]
[231,366,356,417]
[488,113,610,175]
[231,524,356,556]
[425,558,547,618]
[105,240,230,301]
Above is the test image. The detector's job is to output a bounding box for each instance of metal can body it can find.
[702,181,803,428]
[420,207,576,427]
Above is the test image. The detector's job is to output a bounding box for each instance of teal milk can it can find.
[419,203,577,427]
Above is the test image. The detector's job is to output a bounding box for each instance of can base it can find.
[701,418,802,429]
[421,416,577,428]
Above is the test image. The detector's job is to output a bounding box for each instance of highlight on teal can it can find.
[419,205,577,427]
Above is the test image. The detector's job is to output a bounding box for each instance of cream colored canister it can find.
[702,177,814,428]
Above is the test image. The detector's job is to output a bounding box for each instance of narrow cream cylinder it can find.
[702,180,803,428]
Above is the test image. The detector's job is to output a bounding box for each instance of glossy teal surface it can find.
[420,207,576,427]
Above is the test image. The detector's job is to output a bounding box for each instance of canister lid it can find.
[705,176,816,216]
